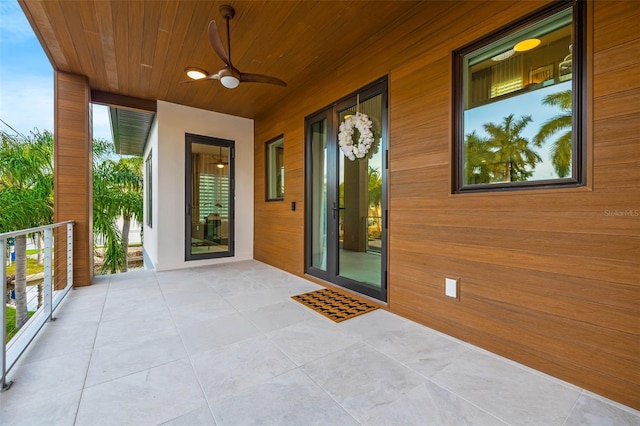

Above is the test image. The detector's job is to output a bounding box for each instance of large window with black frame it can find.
[453,0,585,192]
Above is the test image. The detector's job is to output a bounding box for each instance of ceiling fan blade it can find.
[208,20,231,65]
[239,72,287,87]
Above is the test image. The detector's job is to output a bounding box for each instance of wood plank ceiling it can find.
[19,0,428,120]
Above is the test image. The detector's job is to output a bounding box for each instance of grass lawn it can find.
[5,306,35,343]
[6,257,44,276]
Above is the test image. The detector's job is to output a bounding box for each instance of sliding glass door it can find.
[305,79,388,301]
[185,133,234,260]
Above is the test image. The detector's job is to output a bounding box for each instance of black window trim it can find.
[265,134,285,202]
[184,132,235,261]
[452,0,586,193]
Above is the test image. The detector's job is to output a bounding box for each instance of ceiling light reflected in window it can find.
[491,49,516,61]
[513,38,541,52]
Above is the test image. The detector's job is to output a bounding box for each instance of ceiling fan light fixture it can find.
[185,67,208,80]
[220,75,240,89]
[216,162,225,169]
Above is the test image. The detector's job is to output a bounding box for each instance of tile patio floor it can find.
[0,260,638,425]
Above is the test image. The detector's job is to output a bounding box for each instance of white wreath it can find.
[338,112,374,161]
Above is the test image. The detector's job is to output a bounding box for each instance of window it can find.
[145,151,152,227]
[454,1,585,192]
[185,133,234,260]
[265,136,284,201]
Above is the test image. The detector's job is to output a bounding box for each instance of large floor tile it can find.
[267,318,356,365]
[364,321,470,377]
[85,328,187,387]
[336,308,411,340]
[0,390,81,426]
[242,300,317,333]
[53,296,105,323]
[431,349,581,425]
[208,276,267,298]
[160,406,217,426]
[359,380,507,426]
[3,349,91,402]
[158,278,217,296]
[210,369,358,426]
[303,343,425,421]
[107,275,159,291]
[221,287,293,312]
[100,292,168,322]
[564,393,640,426]
[177,312,261,356]
[169,297,238,326]
[94,307,175,348]
[76,359,206,426]
[163,286,224,310]
[18,319,98,364]
[191,335,296,403]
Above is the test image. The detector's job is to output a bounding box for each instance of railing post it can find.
[43,228,53,321]
[67,223,73,289]
[1,237,10,391]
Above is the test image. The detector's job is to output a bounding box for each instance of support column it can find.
[54,71,93,287]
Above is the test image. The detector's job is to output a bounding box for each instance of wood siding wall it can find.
[254,0,639,409]
[54,71,93,287]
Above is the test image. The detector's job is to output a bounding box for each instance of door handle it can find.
[331,203,345,218]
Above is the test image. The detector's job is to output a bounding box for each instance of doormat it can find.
[291,288,378,323]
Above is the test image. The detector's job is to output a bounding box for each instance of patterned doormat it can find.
[291,288,378,323]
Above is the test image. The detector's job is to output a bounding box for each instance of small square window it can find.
[453,1,585,192]
[266,136,284,201]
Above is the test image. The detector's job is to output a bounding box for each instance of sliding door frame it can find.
[304,77,388,302]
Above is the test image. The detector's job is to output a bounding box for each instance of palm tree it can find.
[534,90,572,178]
[92,140,143,274]
[0,127,53,329]
[484,114,541,182]
[112,157,143,272]
[464,131,495,184]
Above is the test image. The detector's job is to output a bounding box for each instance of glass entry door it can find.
[185,133,234,260]
[306,79,387,301]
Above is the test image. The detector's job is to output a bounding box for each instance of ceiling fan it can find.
[210,146,227,169]
[184,5,287,89]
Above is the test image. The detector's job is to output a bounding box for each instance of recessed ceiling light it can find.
[513,38,541,52]
[184,67,208,80]
[491,49,516,61]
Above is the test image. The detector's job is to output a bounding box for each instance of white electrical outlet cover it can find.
[445,278,458,298]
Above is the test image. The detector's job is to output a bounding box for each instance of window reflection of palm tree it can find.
[484,114,541,182]
[465,131,493,184]
[534,90,572,178]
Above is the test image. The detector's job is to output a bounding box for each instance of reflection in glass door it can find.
[337,94,383,288]
[305,79,387,301]
[309,118,329,273]
[185,133,234,260]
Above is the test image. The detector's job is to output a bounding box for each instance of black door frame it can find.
[304,77,388,302]
[185,133,235,261]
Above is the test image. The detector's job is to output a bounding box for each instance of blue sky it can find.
[0,0,111,141]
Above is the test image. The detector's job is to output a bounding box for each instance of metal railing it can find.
[1,221,74,390]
